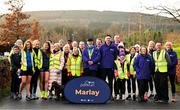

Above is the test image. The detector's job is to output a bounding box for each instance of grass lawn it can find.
[174,47,180,58]
[176,84,180,93]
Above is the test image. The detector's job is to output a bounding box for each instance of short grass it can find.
[174,47,180,58]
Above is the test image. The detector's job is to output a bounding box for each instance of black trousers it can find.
[100,68,114,95]
[137,79,148,98]
[96,65,101,78]
[127,75,136,94]
[115,79,126,95]
[30,68,40,94]
[62,69,69,86]
[11,70,20,94]
[148,75,154,92]
[84,68,97,77]
[169,73,176,96]
[154,72,169,101]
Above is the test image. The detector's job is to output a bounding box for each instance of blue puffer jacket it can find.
[134,54,154,80]
[82,46,101,71]
[100,42,118,69]
[167,49,178,74]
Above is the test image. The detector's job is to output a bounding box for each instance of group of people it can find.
[9,34,178,103]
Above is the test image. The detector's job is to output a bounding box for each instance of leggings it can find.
[30,69,40,94]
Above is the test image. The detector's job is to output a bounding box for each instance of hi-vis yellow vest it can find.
[153,50,168,73]
[21,50,35,72]
[126,54,137,75]
[49,51,63,70]
[34,49,43,70]
[114,60,128,79]
[69,55,82,77]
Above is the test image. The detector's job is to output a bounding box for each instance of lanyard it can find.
[88,48,94,59]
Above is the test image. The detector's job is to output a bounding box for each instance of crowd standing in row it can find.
[9,34,178,103]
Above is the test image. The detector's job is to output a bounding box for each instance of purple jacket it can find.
[167,49,178,74]
[82,47,101,71]
[134,54,154,80]
[100,42,118,68]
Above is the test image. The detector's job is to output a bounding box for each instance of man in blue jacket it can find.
[82,38,101,77]
[165,41,178,102]
[100,35,118,97]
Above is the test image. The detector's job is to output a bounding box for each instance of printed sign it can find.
[64,76,111,104]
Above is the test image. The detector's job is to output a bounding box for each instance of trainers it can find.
[41,91,45,99]
[30,94,34,100]
[133,95,136,101]
[154,95,158,102]
[116,95,120,100]
[33,94,39,100]
[126,95,131,100]
[144,95,148,101]
[44,91,48,100]
[171,96,176,102]
[122,94,126,101]
[149,94,154,99]
[17,93,22,100]
[26,96,32,101]
[13,93,18,100]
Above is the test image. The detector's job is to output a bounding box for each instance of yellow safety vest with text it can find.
[153,50,168,73]
[114,60,128,79]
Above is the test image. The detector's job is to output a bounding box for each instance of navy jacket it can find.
[10,52,21,71]
[82,46,101,71]
[167,49,178,74]
[100,42,118,68]
[134,54,154,80]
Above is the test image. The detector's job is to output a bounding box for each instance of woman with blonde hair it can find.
[19,40,35,101]
[165,41,178,102]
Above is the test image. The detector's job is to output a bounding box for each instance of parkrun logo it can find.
[80,80,95,87]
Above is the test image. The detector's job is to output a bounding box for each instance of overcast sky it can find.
[0,0,180,14]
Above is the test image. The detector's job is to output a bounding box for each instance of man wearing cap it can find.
[100,35,118,97]
[82,38,101,77]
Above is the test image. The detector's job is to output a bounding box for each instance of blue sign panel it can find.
[64,76,111,104]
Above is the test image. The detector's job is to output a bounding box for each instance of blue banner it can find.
[64,76,111,104]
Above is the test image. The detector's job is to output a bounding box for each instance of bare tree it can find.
[146,5,180,23]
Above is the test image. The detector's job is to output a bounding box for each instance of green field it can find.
[174,47,180,58]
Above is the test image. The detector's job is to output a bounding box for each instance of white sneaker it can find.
[122,94,125,101]
[116,95,120,100]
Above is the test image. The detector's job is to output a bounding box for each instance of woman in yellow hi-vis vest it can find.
[67,47,83,79]
[126,47,138,101]
[114,49,128,101]
[19,40,35,101]
[48,43,64,99]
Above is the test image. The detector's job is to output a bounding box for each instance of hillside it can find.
[26,10,180,30]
